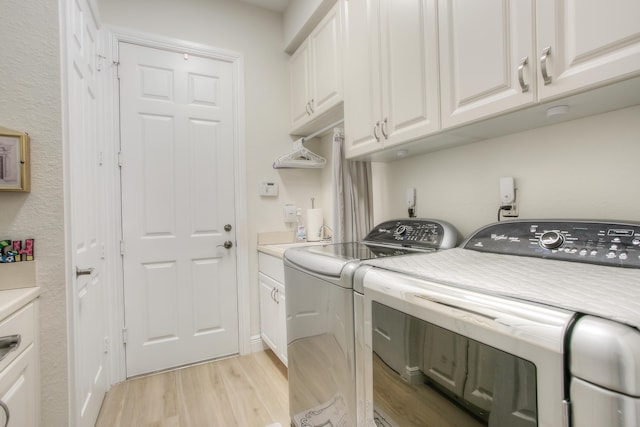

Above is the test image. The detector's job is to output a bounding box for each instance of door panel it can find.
[119,42,238,377]
[65,0,108,424]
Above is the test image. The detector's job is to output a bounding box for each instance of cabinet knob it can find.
[540,46,552,85]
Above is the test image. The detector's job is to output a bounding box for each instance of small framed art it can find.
[0,127,30,192]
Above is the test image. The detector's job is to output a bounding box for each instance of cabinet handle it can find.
[540,46,552,85]
[274,289,280,304]
[305,102,312,116]
[0,399,9,427]
[270,287,276,301]
[0,335,21,362]
[373,122,381,142]
[309,98,315,114]
[381,118,388,139]
[518,56,529,92]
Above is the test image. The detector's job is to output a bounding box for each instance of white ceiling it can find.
[238,0,290,13]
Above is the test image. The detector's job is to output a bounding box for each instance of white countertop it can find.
[258,241,329,259]
[0,287,40,320]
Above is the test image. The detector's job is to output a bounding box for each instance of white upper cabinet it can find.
[438,0,536,128]
[344,0,640,159]
[439,0,640,129]
[344,0,440,158]
[536,0,640,100]
[289,2,343,134]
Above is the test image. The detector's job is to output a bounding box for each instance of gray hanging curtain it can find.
[332,128,374,243]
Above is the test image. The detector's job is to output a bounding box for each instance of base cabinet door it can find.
[0,345,38,427]
[536,0,640,100]
[259,273,287,366]
[274,285,287,365]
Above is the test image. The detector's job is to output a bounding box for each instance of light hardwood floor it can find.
[96,350,289,427]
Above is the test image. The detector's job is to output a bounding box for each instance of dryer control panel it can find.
[464,220,640,268]
[364,219,460,250]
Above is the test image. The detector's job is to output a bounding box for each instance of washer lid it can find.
[284,242,424,277]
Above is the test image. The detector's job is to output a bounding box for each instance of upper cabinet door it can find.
[344,0,385,157]
[310,4,343,117]
[438,0,536,129]
[536,0,640,100]
[289,2,343,134]
[381,0,440,147]
[289,41,312,131]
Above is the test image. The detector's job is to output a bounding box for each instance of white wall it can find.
[98,0,325,338]
[0,0,68,425]
[374,105,640,239]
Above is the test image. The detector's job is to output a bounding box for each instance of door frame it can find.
[104,28,250,383]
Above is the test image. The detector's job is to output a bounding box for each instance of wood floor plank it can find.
[95,351,288,427]
[217,356,275,426]
[121,370,178,426]
[240,352,289,425]
[176,361,238,426]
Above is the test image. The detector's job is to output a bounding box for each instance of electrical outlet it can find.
[283,204,298,223]
[502,203,519,217]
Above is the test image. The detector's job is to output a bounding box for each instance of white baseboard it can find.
[250,334,267,353]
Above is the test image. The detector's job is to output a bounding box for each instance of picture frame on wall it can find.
[0,127,30,192]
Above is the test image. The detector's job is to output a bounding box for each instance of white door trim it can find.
[104,27,250,383]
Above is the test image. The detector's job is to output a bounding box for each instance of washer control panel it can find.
[464,220,640,268]
[364,219,460,250]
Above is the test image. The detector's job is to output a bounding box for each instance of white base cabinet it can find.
[258,253,287,366]
[0,299,39,427]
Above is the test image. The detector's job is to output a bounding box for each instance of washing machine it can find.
[356,219,640,427]
[284,218,460,427]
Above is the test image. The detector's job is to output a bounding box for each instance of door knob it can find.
[76,267,94,278]
[217,241,233,249]
[224,224,232,232]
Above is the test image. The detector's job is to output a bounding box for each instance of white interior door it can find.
[118,42,239,377]
[65,0,108,425]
